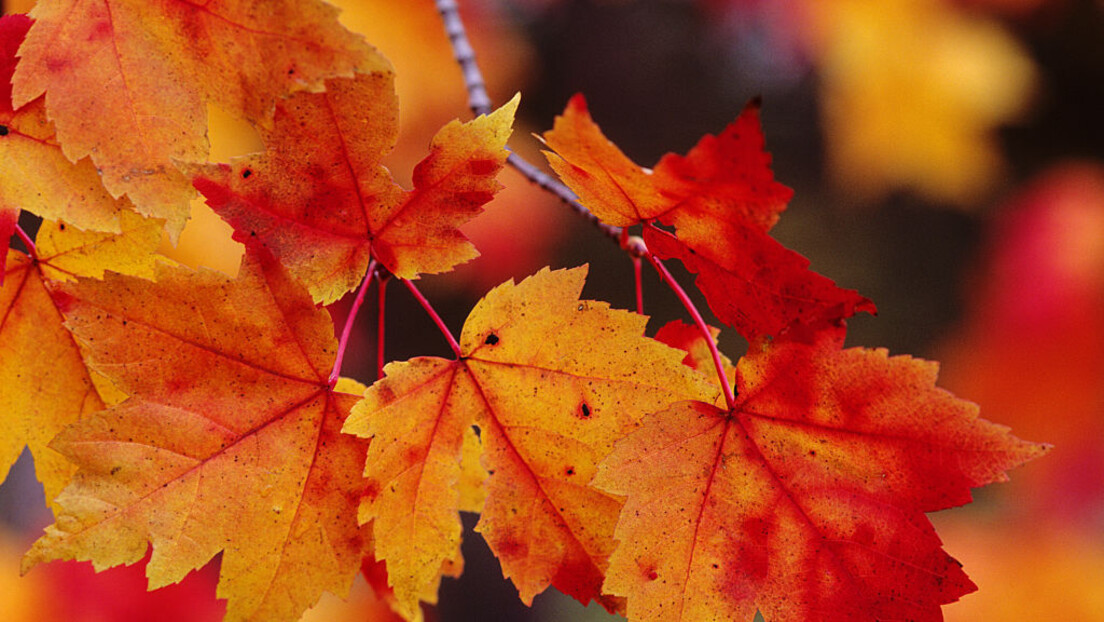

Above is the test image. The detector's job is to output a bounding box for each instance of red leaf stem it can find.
[328,260,376,387]
[376,271,389,379]
[646,250,737,410]
[633,255,644,316]
[14,223,37,260]
[402,278,462,358]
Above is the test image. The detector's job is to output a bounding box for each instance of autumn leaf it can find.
[593,327,1048,622]
[0,212,161,506]
[644,225,875,341]
[23,248,372,622]
[542,95,872,340]
[189,71,518,304]
[343,266,716,616]
[542,94,792,234]
[11,0,385,233]
[1,248,103,507]
[0,14,129,251]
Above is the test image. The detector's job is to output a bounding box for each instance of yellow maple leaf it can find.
[0,212,162,506]
[22,249,372,622]
[343,266,717,618]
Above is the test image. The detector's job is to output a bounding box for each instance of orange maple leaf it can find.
[189,71,519,304]
[542,95,873,340]
[593,326,1049,621]
[1,213,161,506]
[11,0,384,233]
[0,14,130,237]
[343,266,717,616]
[543,95,791,235]
[23,248,372,622]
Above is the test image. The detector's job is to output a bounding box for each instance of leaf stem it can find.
[328,261,376,387]
[644,240,737,410]
[376,271,390,379]
[14,224,37,260]
[403,278,463,359]
[621,229,644,315]
[633,255,644,315]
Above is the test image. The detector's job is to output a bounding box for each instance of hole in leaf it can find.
[241,168,253,179]
[578,402,591,419]
[484,333,499,345]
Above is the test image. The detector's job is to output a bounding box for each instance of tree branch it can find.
[434,0,637,254]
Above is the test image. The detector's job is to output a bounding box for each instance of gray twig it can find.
[434,0,641,255]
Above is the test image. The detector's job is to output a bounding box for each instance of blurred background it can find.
[2,0,1103,619]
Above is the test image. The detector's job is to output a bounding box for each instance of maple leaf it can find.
[0,212,161,506]
[644,225,875,341]
[11,0,385,233]
[189,72,519,304]
[542,94,792,233]
[23,248,372,622]
[593,326,1049,622]
[542,95,872,340]
[0,14,131,238]
[343,266,716,616]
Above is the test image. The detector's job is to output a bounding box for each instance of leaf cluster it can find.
[0,4,1046,622]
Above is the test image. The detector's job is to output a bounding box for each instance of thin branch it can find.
[403,278,463,359]
[437,0,492,116]
[329,261,376,387]
[435,0,637,254]
[14,224,37,260]
[645,248,737,410]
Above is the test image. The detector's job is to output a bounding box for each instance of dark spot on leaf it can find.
[578,402,591,419]
[0,125,8,136]
[484,333,499,345]
[58,223,66,231]
[565,466,575,476]
[241,168,252,179]
[808,450,816,457]
[110,466,121,475]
